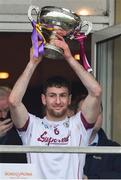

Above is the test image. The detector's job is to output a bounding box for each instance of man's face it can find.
[41,87,71,120]
[0,96,9,119]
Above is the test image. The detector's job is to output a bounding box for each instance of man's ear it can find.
[41,94,46,105]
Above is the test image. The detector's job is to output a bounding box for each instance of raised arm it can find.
[9,47,42,128]
[54,34,102,124]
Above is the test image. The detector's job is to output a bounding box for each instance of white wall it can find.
[0,0,114,32]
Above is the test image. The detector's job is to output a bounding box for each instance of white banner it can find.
[0,163,39,179]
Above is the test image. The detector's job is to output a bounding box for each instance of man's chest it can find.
[31,121,72,146]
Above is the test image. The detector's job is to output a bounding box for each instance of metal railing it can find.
[0,145,121,154]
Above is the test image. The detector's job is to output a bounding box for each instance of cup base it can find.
[44,43,64,59]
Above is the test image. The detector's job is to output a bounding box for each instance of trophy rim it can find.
[40,6,81,21]
[39,6,81,33]
[41,6,78,15]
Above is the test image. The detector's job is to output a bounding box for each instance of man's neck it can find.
[46,114,67,122]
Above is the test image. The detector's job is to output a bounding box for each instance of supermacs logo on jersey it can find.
[37,131,71,146]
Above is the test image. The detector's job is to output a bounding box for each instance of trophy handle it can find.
[80,20,92,35]
[69,20,92,40]
[28,5,40,23]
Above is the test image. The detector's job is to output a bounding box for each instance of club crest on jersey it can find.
[42,121,49,129]
[63,121,69,128]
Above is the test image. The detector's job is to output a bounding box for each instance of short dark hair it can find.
[42,76,71,95]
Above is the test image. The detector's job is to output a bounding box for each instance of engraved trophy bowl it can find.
[28,5,92,59]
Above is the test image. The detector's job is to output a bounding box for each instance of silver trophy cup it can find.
[28,5,92,59]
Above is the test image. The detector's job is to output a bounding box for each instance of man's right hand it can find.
[0,119,13,137]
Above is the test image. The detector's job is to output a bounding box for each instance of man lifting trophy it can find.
[28,5,92,72]
[8,5,102,180]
